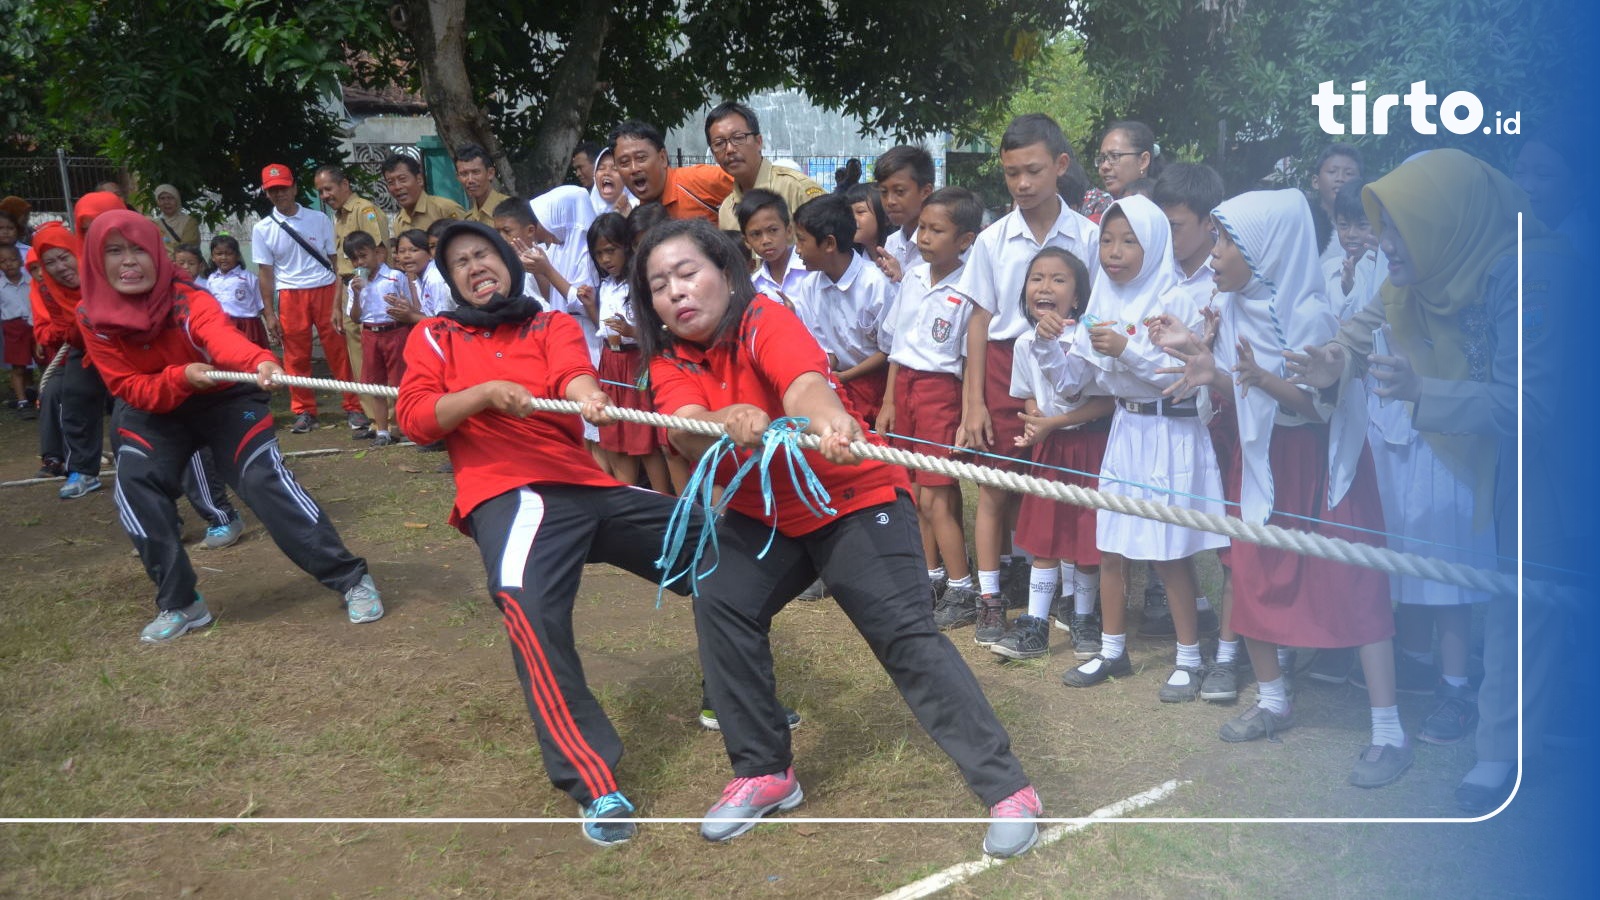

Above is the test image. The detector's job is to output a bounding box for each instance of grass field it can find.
[0,392,1586,898]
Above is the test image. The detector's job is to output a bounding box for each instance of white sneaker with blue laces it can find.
[342,574,384,624]
[140,596,213,643]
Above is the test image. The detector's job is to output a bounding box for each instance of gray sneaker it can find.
[58,472,102,500]
[983,785,1042,858]
[343,574,384,624]
[201,515,244,550]
[1219,703,1293,742]
[1349,740,1414,788]
[973,594,1007,646]
[1070,612,1101,660]
[990,615,1050,660]
[700,769,804,842]
[934,584,979,630]
[290,413,318,434]
[140,596,213,643]
[1199,660,1239,702]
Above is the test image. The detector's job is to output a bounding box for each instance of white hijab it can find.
[587,148,638,216]
[1073,195,1179,372]
[1212,190,1364,524]
[532,184,597,238]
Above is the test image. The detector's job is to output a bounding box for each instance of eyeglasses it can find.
[1094,150,1142,167]
[710,131,757,153]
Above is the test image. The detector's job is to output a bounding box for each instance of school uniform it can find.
[394,191,467,233]
[395,308,697,807]
[958,197,1099,464]
[416,261,455,317]
[1010,328,1107,566]
[81,283,368,613]
[649,295,1030,806]
[751,251,811,306]
[717,159,828,233]
[1,270,34,367]
[349,263,411,387]
[593,275,656,456]
[204,266,269,348]
[789,251,892,421]
[465,189,513,226]
[879,260,971,485]
[252,205,361,417]
[883,226,920,276]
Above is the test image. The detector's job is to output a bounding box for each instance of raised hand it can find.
[1284,342,1346,389]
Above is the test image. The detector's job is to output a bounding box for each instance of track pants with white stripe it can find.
[110,386,368,612]
[466,484,696,807]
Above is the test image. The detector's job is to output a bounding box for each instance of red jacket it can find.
[78,283,277,414]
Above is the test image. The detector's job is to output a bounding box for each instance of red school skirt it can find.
[841,367,887,425]
[230,315,272,350]
[598,344,658,456]
[3,317,37,367]
[979,338,1029,471]
[1014,423,1108,566]
[1227,423,1394,649]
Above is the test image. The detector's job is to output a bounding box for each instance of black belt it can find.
[1119,398,1198,417]
[362,323,403,333]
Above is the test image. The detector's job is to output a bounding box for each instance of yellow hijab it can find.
[1362,149,1565,528]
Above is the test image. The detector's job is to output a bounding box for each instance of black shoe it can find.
[1061,652,1132,688]
[990,615,1050,660]
[37,458,66,479]
[1051,594,1074,633]
[1138,580,1174,637]
[974,594,1007,646]
[934,584,979,630]
[1199,660,1239,702]
[1158,665,1205,703]
[1420,681,1479,745]
[347,411,372,430]
[1306,648,1355,685]
[1455,771,1515,814]
[290,413,318,434]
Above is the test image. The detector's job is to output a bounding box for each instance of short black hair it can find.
[0,243,24,260]
[396,228,430,253]
[380,154,423,177]
[587,212,633,265]
[426,217,460,240]
[1151,163,1225,220]
[342,230,378,257]
[492,197,536,227]
[454,143,494,169]
[735,188,790,231]
[705,102,760,142]
[1333,179,1369,222]
[313,164,350,184]
[1001,113,1071,160]
[792,193,856,251]
[844,182,891,250]
[628,202,669,245]
[1315,142,1363,175]
[922,186,982,236]
[874,145,935,187]
[573,141,600,162]
[609,120,666,154]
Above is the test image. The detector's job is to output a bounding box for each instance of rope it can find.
[37,345,69,392]
[190,369,1515,597]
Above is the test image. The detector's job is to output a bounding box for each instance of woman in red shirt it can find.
[76,211,382,642]
[629,219,1043,858]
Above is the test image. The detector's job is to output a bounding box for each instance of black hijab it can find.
[434,220,544,328]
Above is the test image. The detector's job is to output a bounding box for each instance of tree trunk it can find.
[518,1,615,193]
[392,0,520,195]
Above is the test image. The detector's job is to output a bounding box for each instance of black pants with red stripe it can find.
[466,484,695,807]
[110,386,368,612]
[693,494,1031,807]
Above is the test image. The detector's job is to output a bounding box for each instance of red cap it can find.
[260,163,294,190]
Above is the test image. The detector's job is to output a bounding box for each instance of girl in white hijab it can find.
[588,148,638,216]
[1166,189,1407,788]
[1035,195,1227,699]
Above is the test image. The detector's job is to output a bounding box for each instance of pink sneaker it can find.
[984,785,1042,857]
[700,768,804,842]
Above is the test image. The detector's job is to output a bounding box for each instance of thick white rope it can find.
[196,369,1514,596]
[37,345,70,392]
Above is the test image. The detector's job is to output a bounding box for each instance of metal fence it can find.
[0,150,124,221]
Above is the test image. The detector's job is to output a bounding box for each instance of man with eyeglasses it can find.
[707,102,826,235]
[609,120,733,224]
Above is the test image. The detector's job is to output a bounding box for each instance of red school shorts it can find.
[359,323,412,387]
[3,317,37,367]
[979,338,1028,470]
[892,368,963,487]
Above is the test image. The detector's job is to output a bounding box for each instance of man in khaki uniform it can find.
[455,144,513,225]
[709,101,826,234]
[315,163,387,426]
[383,154,466,233]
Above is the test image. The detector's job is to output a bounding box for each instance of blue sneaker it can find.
[342,574,384,624]
[140,596,213,643]
[581,791,637,847]
[202,516,244,550]
[58,472,102,500]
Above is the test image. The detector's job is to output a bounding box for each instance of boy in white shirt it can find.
[790,194,893,423]
[0,244,36,415]
[736,189,811,306]
[876,187,983,617]
[957,114,1099,619]
[873,146,936,282]
[342,231,410,446]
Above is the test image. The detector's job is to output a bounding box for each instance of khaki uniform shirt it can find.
[331,194,389,278]
[396,192,468,234]
[464,190,513,226]
[717,159,827,233]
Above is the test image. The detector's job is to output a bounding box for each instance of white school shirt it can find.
[753,251,811,303]
[884,226,920,274]
[203,267,264,317]
[417,261,455,316]
[1321,248,1383,322]
[593,276,636,346]
[791,251,893,367]
[881,260,972,376]
[348,263,406,325]
[1170,257,1218,313]
[1011,329,1095,417]
[250,205,337,290]
[959,197,1099,341]
[0,271,32,320]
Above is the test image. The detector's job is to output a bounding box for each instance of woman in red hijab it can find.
[77,211,384,643]
[29,220,110,493]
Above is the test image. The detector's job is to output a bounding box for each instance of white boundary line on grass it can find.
[874,780,1186,900]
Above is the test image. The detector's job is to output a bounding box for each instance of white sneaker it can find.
[343,574,383,623]
[140,597,213,643]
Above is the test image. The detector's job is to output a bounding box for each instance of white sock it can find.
[376,429,390,438]
[1370,705,1405,747]
[1402,647,1434,666]
[1277,647,1295,672]
[947,574,973,590]
[1463,760,1513,788]
[1027,566,1059,620]
[1196,594,1212,611]
[1176,641,1202,670]
[1058,563,1077,596]
[1000,554,1013,568]
[978,569,1001,596]
[1100,632,1126,660]
[1073,571,1099,616]
[1257,677,1290,715]
[1216,639,1239,666]
[928,566,946,583]
[1442,673,1470,689]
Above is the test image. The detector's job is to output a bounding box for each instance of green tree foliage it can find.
[963,34,1100,156]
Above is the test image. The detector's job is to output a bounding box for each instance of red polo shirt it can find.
[78,283,277,414]
[649,295,908,537]
[396,311,620,530]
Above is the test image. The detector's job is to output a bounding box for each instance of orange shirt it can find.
[661,165,734,224]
